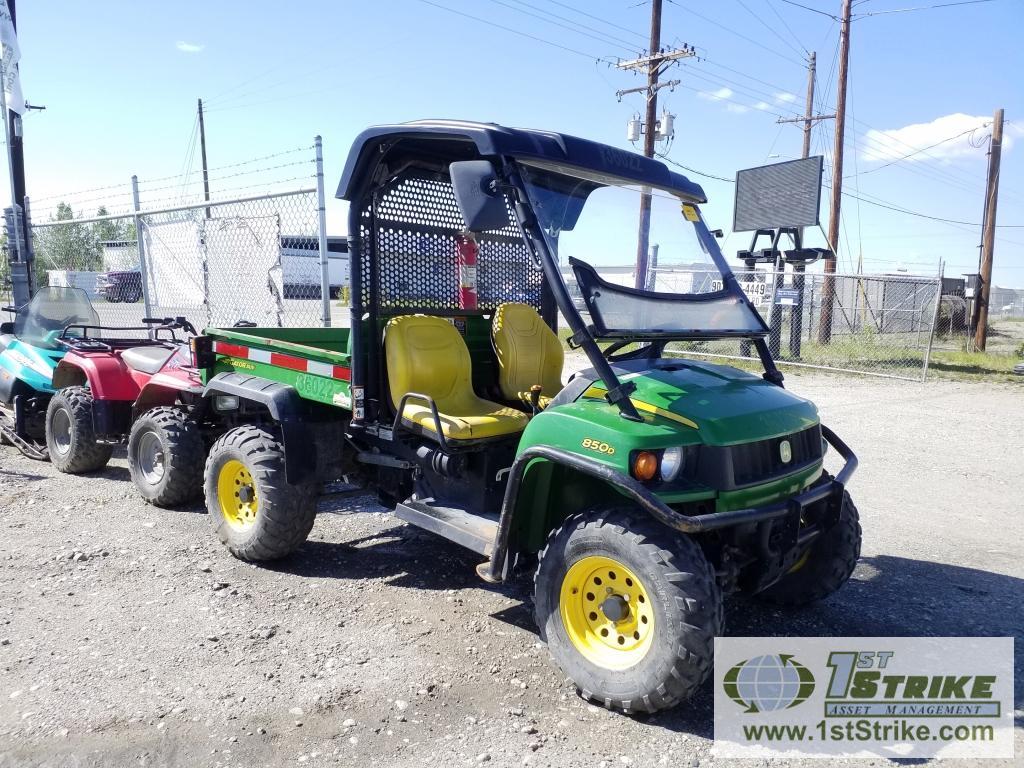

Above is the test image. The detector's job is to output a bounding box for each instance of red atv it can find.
[48,317,205,507]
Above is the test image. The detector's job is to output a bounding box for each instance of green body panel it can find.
[579,359,819,445]
[209,357,352,408]
[510,359,824,551]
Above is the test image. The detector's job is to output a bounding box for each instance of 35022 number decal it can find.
[581,438,615,456]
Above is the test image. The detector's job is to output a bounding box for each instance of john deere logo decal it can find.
[723,655,815,713]
[779,439,793,464]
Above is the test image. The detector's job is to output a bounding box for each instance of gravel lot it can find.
[1,371,1021,767]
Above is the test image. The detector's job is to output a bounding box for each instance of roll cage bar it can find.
[338,121,783,426]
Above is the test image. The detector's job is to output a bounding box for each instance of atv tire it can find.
[204,425,318,561]
[534,507,722,714]
[756,490,861,606]
[45,387,113,473]
[128,406,204,508]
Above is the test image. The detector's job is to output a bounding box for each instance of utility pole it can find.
[973,108,1003,351]
[775,52,835,357]
[616,0,694,290]
[3,0,31,303]
[817,0,852,344]
[197,98,211,218]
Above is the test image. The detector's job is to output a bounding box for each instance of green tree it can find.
[33,202,101,281]
[93,205,135,244]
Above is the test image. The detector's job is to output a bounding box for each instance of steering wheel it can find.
[602,339,666,362]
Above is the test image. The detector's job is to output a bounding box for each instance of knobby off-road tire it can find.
[534,508,723,714]
[204,425,318,561]
[45,387,113,473]
[128,406,204,508]
[756,490,861,606]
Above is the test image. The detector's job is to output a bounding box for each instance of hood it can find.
[580,358,819,445]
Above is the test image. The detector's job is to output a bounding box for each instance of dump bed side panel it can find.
[204,327,352,410]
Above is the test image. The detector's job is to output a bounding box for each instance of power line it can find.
[504,0,641,51]
[656,152,735,183]
[733,0,807,58]
[547,0,648,41]
[854,0,996,17]
[680,62,801,112]
[847,125,984,178]
[415,0,605,62]
[665,0,808,67]
[827,184,1023,227]
[778,0,840,20]
[764,0,813,54]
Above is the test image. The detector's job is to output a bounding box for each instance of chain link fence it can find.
[642,267,943,381]
[7,138,344,333]
[139,190,330,328]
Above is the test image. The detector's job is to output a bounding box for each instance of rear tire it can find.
[204,425,318,561]
[534,508,722,714]
[128,407,204,508]
[755,491,861,606]
[45,387,112,473]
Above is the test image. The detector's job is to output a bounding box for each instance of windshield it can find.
[519,161,767,338]
[13,287,100,349]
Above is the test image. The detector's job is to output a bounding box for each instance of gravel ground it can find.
[1,371,1021,767]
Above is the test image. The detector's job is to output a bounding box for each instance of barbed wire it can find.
[136,177,316,209]
[137,145,314,186]
[136,160,314,195]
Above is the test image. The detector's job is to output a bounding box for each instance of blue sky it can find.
[9,0,1024,286]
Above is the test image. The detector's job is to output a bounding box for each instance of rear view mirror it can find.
[450,160,510,232]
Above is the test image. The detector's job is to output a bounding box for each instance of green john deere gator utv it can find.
[187,120,860,714]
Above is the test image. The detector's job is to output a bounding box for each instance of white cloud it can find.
[697,86,733,102]
[774,92,797,104]
[861,113,1008,163]
[176,40,204,53]
[754,101,772,111]
[726,103,749,114]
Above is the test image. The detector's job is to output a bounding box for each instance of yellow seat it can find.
[492,303,564,409]
[385,315,528,442]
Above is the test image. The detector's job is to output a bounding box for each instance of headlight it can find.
[214,395,239,411]
[660,446,685,482]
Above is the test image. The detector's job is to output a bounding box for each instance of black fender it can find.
[203,372,315,484]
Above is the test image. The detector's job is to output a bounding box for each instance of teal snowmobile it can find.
[0,287,100,459]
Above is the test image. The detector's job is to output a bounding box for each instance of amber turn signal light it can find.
[632,450,659,481]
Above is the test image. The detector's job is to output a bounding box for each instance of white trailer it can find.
[280,236,349,299]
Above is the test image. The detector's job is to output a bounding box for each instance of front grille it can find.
[730,425,823,487]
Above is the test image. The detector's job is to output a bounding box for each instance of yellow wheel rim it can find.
[559,555,655,671]
[788,548,811,573]
[217,459,259,529]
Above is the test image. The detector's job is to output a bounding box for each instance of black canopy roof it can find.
[335,119,707,203]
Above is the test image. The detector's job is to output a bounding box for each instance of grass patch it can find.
[926,349,1022,383]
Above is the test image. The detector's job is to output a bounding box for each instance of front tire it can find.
[128,407,204,508]
[204,425,317,561]
[45,387,113,473]
[534,508,722,714]
[756,491,861,606]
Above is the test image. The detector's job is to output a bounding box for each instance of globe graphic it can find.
[724,655,815,713]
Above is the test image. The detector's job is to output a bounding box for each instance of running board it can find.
[394,500,498,556]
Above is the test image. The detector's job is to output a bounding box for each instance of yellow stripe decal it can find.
[582,387,698,430]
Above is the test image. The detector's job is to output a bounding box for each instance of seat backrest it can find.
[384,315,474,409]
[492,303,563,401]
